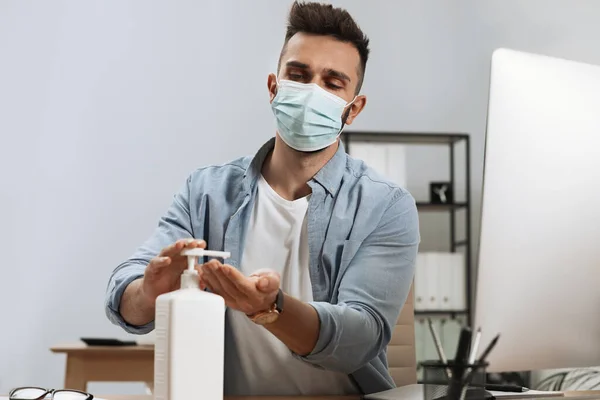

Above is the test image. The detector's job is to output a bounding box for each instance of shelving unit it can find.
[341,131,472,326]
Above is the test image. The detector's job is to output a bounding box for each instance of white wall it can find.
[1,0,600,394]
[0,1,285,394]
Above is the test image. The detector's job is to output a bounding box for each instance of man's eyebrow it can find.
[286,61,311,70]
[324,68,351,82]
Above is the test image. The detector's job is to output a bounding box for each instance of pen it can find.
[468,327,482,365]
[427,318,452,379]
[449,327,472,400]
[478,333,500,363]
[461,334,501,388]
[460,326,482,399]
[455,326,472,365]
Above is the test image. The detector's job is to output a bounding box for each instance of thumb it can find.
[256,274,279,292]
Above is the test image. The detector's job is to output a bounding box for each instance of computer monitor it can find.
[474,48,600,373]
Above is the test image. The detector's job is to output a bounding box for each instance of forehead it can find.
[281,32,361,82]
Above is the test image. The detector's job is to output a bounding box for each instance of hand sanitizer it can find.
[153,247,230,400]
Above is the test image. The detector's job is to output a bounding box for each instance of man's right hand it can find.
[119,238,205,327]
[140,238,207,304]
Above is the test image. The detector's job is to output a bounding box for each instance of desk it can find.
[101,398,359,400]
[2,392,599,400]
[48,344,600,400]
[50,343,154,391]
[97,394,600,400]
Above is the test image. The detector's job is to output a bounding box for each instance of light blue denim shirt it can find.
[105,138,420,395]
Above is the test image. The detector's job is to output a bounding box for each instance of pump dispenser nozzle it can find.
[181,248,232,261]
[179,248,231,289]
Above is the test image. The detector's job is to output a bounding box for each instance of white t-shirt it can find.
[225,175,358,396]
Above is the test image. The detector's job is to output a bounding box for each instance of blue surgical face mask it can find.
[270,79,356,152]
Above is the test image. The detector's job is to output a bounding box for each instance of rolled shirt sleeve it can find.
[298,190,420,373]
[104,175,195,334]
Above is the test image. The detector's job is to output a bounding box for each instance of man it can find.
[105,1,419,396]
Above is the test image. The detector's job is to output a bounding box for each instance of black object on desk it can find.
[420,323,502,400]
[485,383,528,393]
[439,326,472,399]
[421,360,492,400]
[455,327,472,363]
[80,337,137,346]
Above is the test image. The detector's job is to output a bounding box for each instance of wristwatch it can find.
[248,288,284,325]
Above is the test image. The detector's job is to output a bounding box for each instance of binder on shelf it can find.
[413,251,466,312]
[437,252,453,310]
[450,253,467,310]
[440,252,466,311]
[425,253,439,310]
[414,253,428,311]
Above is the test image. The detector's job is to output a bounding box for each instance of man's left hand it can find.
[198,259,280,316]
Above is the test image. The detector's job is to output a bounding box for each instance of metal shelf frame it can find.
[342,131,473,326]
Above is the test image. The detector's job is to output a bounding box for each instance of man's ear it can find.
[267,73,278,103]
[344,95,367,126]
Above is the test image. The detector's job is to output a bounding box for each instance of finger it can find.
[148,256,172,271]
[222,265,256,295]
[196,265,208,290]
[211,263,244,300]
[255,274,280,292]
[249,268,281,280]
[159,239,187,256]
[201,260,227,296]
[160,238,206,257]
[183,238,206,249]
[248,269,281,292]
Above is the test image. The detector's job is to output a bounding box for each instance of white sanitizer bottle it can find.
[153,247,230,400]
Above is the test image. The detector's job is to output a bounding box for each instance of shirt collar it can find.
[242,137,275,194]
[242,137,347,197]
[310,139,347,196]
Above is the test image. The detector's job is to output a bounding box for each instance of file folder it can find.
[414,252,466,311]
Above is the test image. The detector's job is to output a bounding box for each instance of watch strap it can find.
[274,288,284,313]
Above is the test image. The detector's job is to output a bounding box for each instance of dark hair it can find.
[279,1,370,93]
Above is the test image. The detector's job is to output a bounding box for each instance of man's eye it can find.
[289,73,304,80]
[326,82,342,90]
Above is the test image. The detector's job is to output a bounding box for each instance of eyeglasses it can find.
[9,387,93,400]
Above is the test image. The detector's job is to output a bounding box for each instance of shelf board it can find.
[342,131,469,145]
[416,202,468,211]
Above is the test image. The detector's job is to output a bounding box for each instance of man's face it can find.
[268,32,367,127]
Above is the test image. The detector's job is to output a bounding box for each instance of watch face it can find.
[254,311,279,325]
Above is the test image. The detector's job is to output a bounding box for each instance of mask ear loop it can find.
[338,95,359,137]
[346,96,358,108]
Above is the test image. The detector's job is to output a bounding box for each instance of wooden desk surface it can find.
[100,397,359,400]
[2,392,599,400]
[50,343,154,355]
[97,394,600,400]
[46,346,600,400]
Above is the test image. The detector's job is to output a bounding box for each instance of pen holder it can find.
[421,360,490,400]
